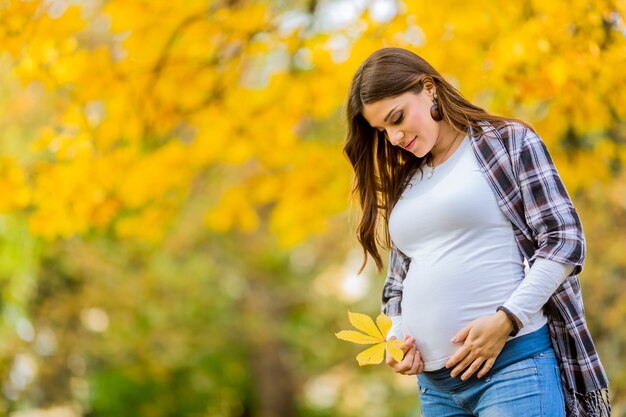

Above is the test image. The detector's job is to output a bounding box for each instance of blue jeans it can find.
[417,350,565,417]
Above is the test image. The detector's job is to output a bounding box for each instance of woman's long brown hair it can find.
[344,47,529,273]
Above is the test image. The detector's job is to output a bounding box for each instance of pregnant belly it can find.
[400,267,512,371]
[401,292,462,371]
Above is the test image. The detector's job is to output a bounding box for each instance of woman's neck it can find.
[430,123,462,167]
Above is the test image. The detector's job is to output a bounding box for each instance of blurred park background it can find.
[0,0,625,416]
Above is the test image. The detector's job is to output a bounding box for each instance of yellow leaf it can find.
[386,340,404,362]
[335,330,380,345]
[356,343,385,366]
[348,311,383,339]
[336,311,402,366]
[375,313,392,339]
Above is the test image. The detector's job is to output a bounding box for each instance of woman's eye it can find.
[393,111,404,124]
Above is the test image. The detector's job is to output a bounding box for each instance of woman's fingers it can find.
[386,336,416,368]
[449,350,474,378]
[417,357,424,374]
[452,355,497,380]
[396,346,425,375]
[447,314,510,378]
[394,348,415,373]
[386,336,424,375]
[406,348,423,375]
[477,358,496,379]
[445,344,468,370]
[395,336,416,354]
[460,357,485,380]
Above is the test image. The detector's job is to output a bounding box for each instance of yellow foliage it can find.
[0,158,31,212]
[115,205,174,242]
[28,156,114,238]
[1,0,625,249]
[204,185,260,233]
[117,141,192,209]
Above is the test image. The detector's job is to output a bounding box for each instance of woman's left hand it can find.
[445,311,514,380]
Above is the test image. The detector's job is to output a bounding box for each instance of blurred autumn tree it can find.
[0,0,625,416]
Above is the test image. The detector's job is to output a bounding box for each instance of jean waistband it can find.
[418,324,551,392]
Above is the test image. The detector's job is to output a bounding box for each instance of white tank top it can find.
[388,136,547,371]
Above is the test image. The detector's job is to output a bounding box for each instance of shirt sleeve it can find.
[503,258,575,328]
[381,242,411,318]
[516,127,586,275]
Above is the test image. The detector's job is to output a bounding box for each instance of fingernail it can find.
[450,338,456,342]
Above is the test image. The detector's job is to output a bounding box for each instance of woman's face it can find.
[361,87,441,158]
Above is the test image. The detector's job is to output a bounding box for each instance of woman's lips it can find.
[403,137,417,150]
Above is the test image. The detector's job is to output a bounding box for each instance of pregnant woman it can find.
[343,47,610,416]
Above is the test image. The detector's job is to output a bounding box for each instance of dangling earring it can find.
[430,92,443,121]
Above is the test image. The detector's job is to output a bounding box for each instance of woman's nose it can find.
[387,128,404,146]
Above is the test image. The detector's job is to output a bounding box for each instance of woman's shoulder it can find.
[474,118,532,136]
[473,119,541,151]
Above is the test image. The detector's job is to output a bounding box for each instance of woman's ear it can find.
[422,78,436,96]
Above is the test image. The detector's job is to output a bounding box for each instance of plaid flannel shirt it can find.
[382,121,610,416]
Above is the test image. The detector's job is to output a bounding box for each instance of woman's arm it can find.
[503,258,574,329]
[503,125,586,327]
[515,126,585,273]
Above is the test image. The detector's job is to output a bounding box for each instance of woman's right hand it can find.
[386,335,424,375]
